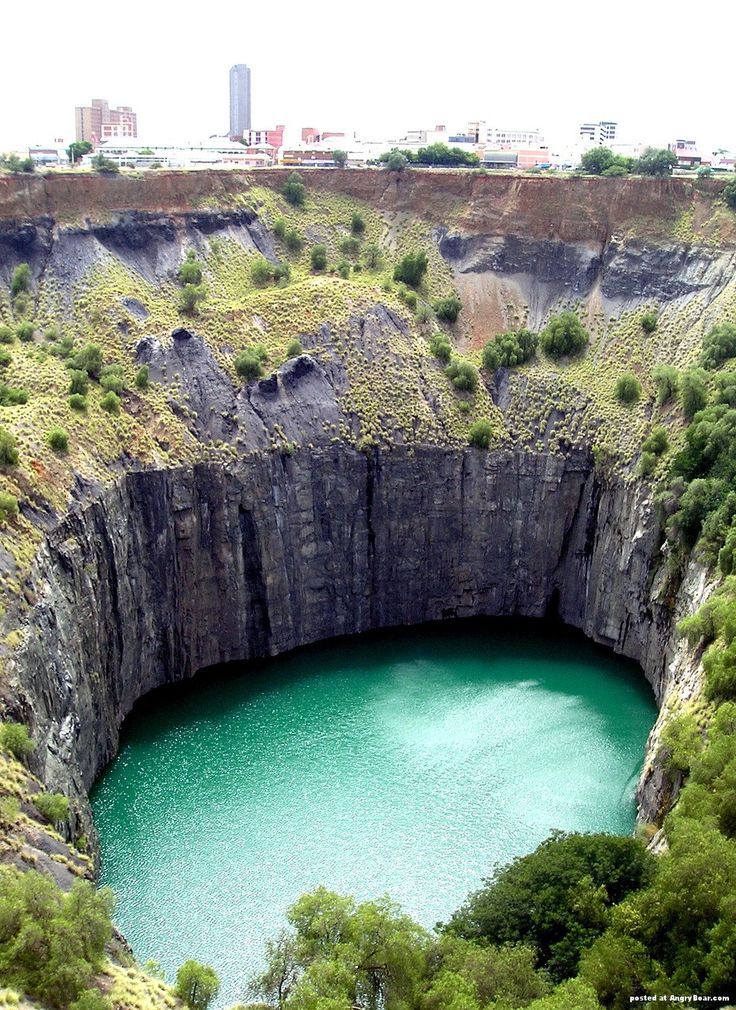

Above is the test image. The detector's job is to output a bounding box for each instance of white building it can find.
[486,126,545,149]
[579,121,617,146]
[80,139,272,169]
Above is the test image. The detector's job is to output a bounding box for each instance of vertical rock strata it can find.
[11,445,705,833]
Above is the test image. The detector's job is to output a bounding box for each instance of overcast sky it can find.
[1,0,733,153]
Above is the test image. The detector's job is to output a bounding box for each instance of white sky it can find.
[0,0,733,153]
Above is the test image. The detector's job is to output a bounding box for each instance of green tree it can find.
[393,251,428,288]
[16,321,34,342]
[34,793,70,824]
[447,832,652,982]
[69,370,89,396]
[0,325,14,344]
[90,154,119,174]
[640,311,658,333]
[286,339,303,357]
[350,212,365,235]
[333,150,347,167]
[100,364,124,394]
[540,312,589,358]
[0,722,33,760]
[10,263,31,296]
[135,365,150,389]
[47,427,69,453]
[641,426,668,455]
[67,141,93,164]
[385,150,409,172]
[680,367,708,419]
[469,419,493,449]
[483,330,539,369]
[0,428,19,466]
[702,322,736,369]
[69,394,87,411]
[100,391,121,415]
[71,344,103,379]
[178,251,203,286]
[445,358,478,392]
[284,228,302,253]
[636,147,677,177]
[250,256,275,287]
[283,172,306,207]
[724,179,736,210]
[363,243,381,270]
[615,373,642,403]
[429,333,452,362]
[310,245,327,272]
[175,961,220,1010]
[179,284,206,315]
[0,492,19,522]
[652,363,679,405]
[580,148,616,174]
[434,295,462,323]
[235,350,264,381]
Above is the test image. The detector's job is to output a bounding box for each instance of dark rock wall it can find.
[12,445,696,840]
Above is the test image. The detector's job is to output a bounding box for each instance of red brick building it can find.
[75,99,138,144]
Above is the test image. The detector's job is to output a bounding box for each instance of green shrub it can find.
[415,303,432,323]
[447,832,653,982]
[250,256,274,287]
[47,427,69,453]
[652,364,679,405]
[469,419,493,448]
[716,372,736,406]
[0,429,19,466]
[100,365,124,394]
[483,329,538,369]
[16,321,34,342]
[0,868,113,1006]
[680,367,708,419]
[401,288,417,310]
[615,372,642,403]
[351,212,366,235]
[69,991,113,1010]
[642,426,668,455]
[68,370,89,396]
[45,325,59,341]
[284,228,302,253]
[100,391,121,415]
[34,792,70,824]
[364,244,381,270]
[336,259,351,279]
[69,394,87,411]
[0,385,27,406]
[429,333,452,362]
[175,961,220,1010]
[434,295,462,323]
[283,171,306,207]
[273,217,286,239]
[0,350,10,369]
[540,312,588,358]
[0,326,14,344]
[273,262,291,285]
[0,722,33,760]
[394,250,428,288]
[179,284,206,315]
[177,252,203,286]
[638,451,657,476]
[702,322,736,369]
[723,178,736,210]
[0,492,19,521]
[339,237,360,257]
[135,365,149,389]
[10,264,30,297]
[446,358,479,392]
[640,310,658,333]
[286,339,303,358]
[71,344,103,379]
[234,350,263,381]
[308,244,327,273]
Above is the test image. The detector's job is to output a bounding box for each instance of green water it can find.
[91,619,657,1006]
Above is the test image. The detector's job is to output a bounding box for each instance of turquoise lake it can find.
[91,619,657,1006]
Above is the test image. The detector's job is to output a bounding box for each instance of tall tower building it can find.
[229,64,252,140]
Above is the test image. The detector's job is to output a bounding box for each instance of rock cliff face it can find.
[11,441,700,846]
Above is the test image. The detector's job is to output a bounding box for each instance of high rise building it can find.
[75,99,137,144]
[579,121,617,146]
[229,64,252,140]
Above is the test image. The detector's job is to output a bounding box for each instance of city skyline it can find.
[1,0,734,154]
